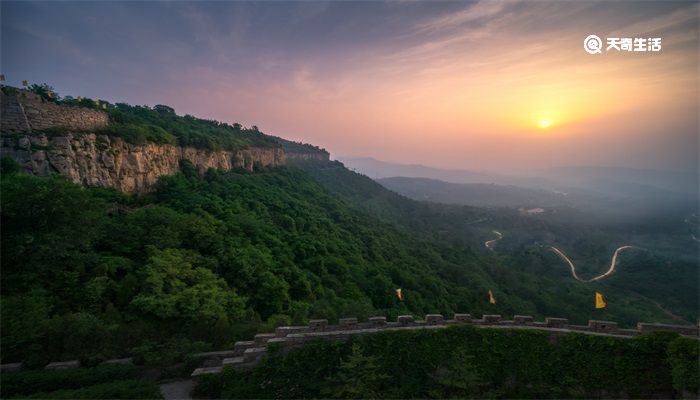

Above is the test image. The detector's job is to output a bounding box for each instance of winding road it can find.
[484,231,503,250]
[550,245,637,282]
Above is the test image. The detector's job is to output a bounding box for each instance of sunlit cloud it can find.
[1,0,696,172]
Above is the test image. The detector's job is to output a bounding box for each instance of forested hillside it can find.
[2,155,694,367]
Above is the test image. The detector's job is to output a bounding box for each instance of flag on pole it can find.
[22,80,28,86]
[395,288,403,301]
[595,292,606,309]
[488,290,496,305]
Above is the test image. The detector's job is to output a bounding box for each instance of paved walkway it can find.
[160,379,193,400]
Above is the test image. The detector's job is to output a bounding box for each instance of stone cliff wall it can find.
[1,89,330,193]
[1,90,109,132]
[1,133,286,194]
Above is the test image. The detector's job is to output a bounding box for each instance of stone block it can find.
[191,366,223,377]
[454,313,472,322]
[0,362,23,372]
[45,360,80,370]
[637,323,699,337]
[339,317,359,329]
[266,337,290,346]
[588,320,619,333]
[368,316,387,327]
[545,317,569,328]
[483,314,502,324]
[425,314,445,325]
[513,315,534,325]
[243,347,267,362]
[397,315,415,326]
[254,333,276,346]
[222,357,245,366]
[233,340,255,355]
[309,319,328,331]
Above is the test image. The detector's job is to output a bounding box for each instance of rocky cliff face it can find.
[1,133,288,194]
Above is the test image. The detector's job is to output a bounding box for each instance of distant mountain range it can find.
[339,157,699,199]
[377,177,568,209]
[340,157,698,220]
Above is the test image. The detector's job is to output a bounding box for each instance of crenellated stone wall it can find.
[1,90,109,132]
[190,314,700,376]
[2,314,696,375]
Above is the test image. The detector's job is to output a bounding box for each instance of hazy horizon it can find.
[3,0,698,173]
[337,155,700,175]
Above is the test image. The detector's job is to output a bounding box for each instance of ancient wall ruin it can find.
[190,313,700,376]
[1,90,109,132]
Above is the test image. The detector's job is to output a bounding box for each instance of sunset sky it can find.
[2,1,698,172]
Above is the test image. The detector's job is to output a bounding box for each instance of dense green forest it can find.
[300,161,699,322]
[1,155,695,368]
[195,326,699,399]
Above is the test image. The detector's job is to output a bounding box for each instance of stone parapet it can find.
[188,314,698,377]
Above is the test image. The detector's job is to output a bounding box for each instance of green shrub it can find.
[17,379,162,399]
[130,337,211,367]
[0,364,136,398]
[668,336,700,393]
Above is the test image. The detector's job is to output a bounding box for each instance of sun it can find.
[538,119,551,129]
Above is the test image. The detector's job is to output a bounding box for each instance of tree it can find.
[130,248,246,325]
[323,343,389,398]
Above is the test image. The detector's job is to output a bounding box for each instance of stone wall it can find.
[190,314,700,376]
[1,90,109,132]
[2,313,696,375]
[285,151,331,162]
[1,133,286,194]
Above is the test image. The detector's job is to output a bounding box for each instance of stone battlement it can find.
[1,89,109,132]
[190,314,699,377]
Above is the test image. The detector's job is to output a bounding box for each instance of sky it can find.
[2,1,698,173]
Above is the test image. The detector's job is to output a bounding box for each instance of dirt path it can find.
[550,245,637,282]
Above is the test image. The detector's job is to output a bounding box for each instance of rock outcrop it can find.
[1,133,287,194]
[1,87,330,193]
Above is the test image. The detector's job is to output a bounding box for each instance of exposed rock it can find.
[1,133,288,194]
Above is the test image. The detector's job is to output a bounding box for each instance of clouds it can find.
[1,1,697,172]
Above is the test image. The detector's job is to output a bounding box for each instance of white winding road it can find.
[550,245,637,282]
[484,231,503,250]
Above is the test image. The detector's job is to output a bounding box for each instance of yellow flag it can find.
[395,288,403,301]
[488,290,496,305]
[595,292,606,309]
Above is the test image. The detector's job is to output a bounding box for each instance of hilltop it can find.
[1,84,328,193]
